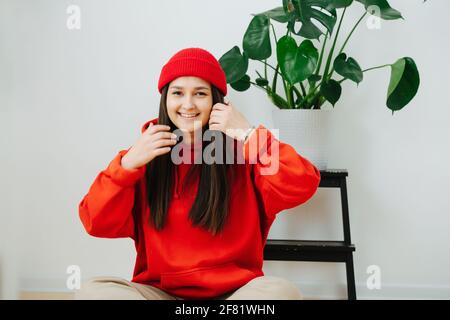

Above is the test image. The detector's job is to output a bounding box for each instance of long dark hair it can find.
[145,84,236,236]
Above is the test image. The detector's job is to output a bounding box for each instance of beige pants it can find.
[74,275,303,300]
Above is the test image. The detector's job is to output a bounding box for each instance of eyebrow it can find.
[169,86,210,91]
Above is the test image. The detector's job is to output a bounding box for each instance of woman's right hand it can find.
[121,123,177,170]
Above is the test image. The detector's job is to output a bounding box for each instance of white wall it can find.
[1,0,449,299]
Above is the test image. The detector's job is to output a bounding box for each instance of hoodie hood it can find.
[141,118,159,133]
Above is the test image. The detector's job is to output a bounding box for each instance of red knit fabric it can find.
[158,48,228,96]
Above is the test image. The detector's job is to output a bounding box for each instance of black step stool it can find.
[263,169,356,300]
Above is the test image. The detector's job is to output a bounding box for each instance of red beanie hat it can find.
[158,47,227,96]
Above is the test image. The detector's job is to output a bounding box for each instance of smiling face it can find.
[166,76,213,141]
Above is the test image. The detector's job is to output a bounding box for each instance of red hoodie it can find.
[79,118,321,299]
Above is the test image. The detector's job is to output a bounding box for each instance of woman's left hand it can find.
[208,100,252,142]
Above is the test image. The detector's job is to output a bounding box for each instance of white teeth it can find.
[179,113,199,118]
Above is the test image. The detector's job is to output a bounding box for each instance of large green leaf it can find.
[282,0,339,39]
[243,15,272,60]
[277,36,319,84]
[355,0,403,20]
[334,53,363,84]
[387,57,420,112]
[256,7,290,23]
[320,79,342,106]
[230,74,251,92]
[218,46,249,84]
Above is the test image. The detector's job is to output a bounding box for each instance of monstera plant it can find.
[219,0,421,114]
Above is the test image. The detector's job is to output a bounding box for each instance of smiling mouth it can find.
[177,112,200,119]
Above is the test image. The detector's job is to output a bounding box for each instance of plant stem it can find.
[314,32,328,78]
[280,75,289,107]
[272,64,280,95]
[308,32,328,95]
[292,85,302,100]
[264,24,293,107]
[301,82,322,108]
[255,69,263,79]
[270,23,278,44]
[337,64,392,84]
[268,23,282,101]
[258,60,288,100]
[286,83,294,108]
[257,60,283,77]
[263,61,288,107]
[264,59,268,80]
[250,81,269,93]
[322,7,347,83]
[310,82,321,97]
[299,82,307,96]
[327,11,368,79]
[266,24,277,97]
[362,64,391,73]
[255,70,269,94]
[338,12,367,56]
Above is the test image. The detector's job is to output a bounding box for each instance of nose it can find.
[181,94,196,110]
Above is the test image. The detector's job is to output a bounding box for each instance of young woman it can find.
[76,48,321,300]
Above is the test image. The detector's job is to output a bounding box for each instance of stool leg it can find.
[346,254,357,300]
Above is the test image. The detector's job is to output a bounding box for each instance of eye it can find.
[171,91,206,96]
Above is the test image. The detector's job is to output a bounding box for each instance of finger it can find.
[154,138,178,149]
[209,118,222,126]
[209,117,221,125]
[209,117,221,126]
[209,113,221,120]
[153,147,172,157]
[151,131,177,141]
[210,109,226,118]
[209,123,221,131]
[147,124,172,135]
[212,103,227,111]
[146,124,170,133]
[144,122,153,133]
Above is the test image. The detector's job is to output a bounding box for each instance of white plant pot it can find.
[272,108,331,170]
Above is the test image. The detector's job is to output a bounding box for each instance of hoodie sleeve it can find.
[243,125,321,219]
[78,149,146,239]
